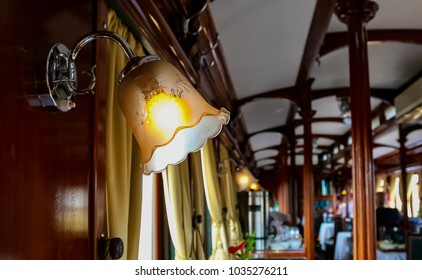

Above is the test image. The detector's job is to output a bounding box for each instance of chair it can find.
[342,217,353,232]
[324,216,343,259]
[406,232,422,260]
[376,207,403,240]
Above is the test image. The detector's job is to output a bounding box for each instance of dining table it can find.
[376,248,406,260]
[318,222,334,251]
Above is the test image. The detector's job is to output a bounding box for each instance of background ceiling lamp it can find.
[27,31,230,174]
[235,166,257,192]
[337,96,351,125]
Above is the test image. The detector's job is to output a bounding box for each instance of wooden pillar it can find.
[278,143,290,215]
[344,148,351,218]
[299,95,315,260]
[289,135,298,227]
[335,0,378,260]
[398,124,409,230]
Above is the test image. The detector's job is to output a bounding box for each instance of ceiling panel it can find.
[407,130,422,147]
[311,43,422,90]
[210,0,317,99]
[312,122,350,135]
[254,149,279,161]
[374,127,400,148]
[256,158,277,167]
[373,146,396,159]
[240,98,294,134]
[248,132,282,151]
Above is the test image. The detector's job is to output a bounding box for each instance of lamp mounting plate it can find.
[25,43,79,112]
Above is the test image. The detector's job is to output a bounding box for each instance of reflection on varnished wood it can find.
[0,0,95,259]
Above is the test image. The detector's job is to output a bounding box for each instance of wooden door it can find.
[0,0,103,259]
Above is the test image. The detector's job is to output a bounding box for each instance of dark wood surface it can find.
[335,0,378,260]
[253,249,306,260]
[0,0,97,259]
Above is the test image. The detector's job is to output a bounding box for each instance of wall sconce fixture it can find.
[28,31,230,174]
[218,158,257,192]
[235,166,258,192]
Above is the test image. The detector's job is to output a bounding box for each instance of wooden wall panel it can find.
[0,0,96,259]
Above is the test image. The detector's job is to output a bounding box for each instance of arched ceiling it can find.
[208,0,422,178]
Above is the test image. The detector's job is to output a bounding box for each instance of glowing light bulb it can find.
[146,93,187,137]
[238,174,250,185]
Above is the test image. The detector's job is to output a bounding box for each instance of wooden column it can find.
[278,143,290,215]
[398,124,409,230]
[335,0,378,260]
[344,148,351,218]
[289,135,298,227]
[299,93,316,259]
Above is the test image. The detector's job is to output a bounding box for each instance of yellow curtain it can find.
[406,173,413,217]
[407,172,421,218]
[162,160,194,260]
[419,170,422,217]
[201,140,229,260]
[219,143,243,247]
[106,9,145,260]
[190,152,206,259]
[375,176,386,192]
[389,174,402,211]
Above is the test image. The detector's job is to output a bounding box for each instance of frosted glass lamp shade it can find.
[118,56,230,174]
[236,166,257,191]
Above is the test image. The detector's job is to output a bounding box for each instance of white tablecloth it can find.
[318,222,334,251]
[376,249,406,260]
[334,231,353,260]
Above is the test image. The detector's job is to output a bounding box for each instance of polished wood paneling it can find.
[0,0,96,259]
[335,0,378,260]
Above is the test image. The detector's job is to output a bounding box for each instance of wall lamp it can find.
[27,30,230,174]
[236,166,258,192]
[218,158,257,192]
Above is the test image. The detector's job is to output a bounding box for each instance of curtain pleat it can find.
[389,174,402,211]
[219,144,243,248]
[162,160,194,260]
[190,152,206,259]
[201,140,229,260]
[106,9,145,260]
[406,173,413,216]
